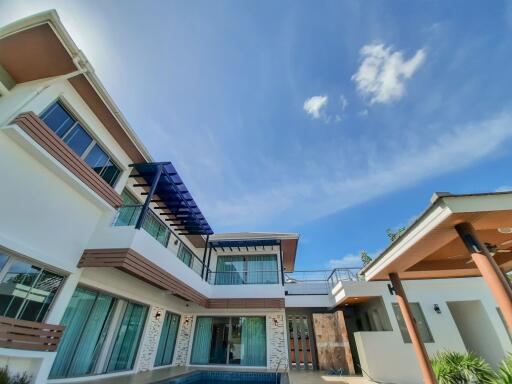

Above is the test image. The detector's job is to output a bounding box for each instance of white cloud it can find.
[496,185,512,192]
[206,110,512,228]
[352,43,426,104]
[303,95,328,119]
[340,95,349,111]
[328,254,362,269]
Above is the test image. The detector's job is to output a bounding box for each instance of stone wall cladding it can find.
[138,306,165,371]
[267,312,288,370]
[174,314,194,366]
[312,311,355,374]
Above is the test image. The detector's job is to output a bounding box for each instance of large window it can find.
[214,255,278,285]
[190,316,266,366]
[0,253,64,322]
[40,101,121,187]
[50,286,148,379]
[392,302,434,343]
[154,312,181,367]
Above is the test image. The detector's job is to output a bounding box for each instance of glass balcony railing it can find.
[113,205,209,277]
[114,204,170,247]
[208,270,280,285]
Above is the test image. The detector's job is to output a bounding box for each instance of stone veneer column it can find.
[267,312,288,370]
[312,312,355,374]
[174,315,194,366]
[138,306,166,371]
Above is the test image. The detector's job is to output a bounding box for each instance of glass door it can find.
[190,316,266,366]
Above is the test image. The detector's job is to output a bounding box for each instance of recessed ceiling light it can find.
[498,227,512,234]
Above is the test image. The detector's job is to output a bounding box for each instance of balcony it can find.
[284,268,361,308]
[113,204,208,277]
[208,270,280,285]
[0,316,64,351]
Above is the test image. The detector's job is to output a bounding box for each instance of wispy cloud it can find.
[496,185,512,192]
[303,95,328,119]
[340,95,349,111]
[328,254,362,269]
[206,110,512,228]
[352,43,426,104]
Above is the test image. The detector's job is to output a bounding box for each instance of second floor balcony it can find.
[113,204,206,277]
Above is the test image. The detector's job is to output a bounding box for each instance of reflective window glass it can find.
[0,259,64,322]
[41,102,75,138]
[63,124,93,156]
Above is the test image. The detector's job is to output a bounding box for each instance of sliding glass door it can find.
[50,286,148,379]
[190,316,266,366]
[215,255,278,285]
[154,312,181,367]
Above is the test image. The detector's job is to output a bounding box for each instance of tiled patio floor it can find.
[289,371,376,384]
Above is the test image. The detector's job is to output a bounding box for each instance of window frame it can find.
[391,302,434,344]
[0,251,67,323]
[154,311,182,368]
[39,98,123,187]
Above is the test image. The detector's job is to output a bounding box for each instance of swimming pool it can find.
[157,371,284,384]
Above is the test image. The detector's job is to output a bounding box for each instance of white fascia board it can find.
[444,193,512,213]
[364,203,452,281]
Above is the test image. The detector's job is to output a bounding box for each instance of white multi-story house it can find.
[0,10,510,384]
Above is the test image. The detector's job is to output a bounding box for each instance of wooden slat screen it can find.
[0,316,65,352]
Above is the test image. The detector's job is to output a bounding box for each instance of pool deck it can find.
[289,371,376,384]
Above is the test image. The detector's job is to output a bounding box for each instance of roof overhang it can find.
[209,232,299,272]
[361,192,512,281]
[0,10,150,163]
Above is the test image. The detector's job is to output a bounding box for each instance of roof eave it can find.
[0,10,153,163]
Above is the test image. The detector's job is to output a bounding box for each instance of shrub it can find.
[493,354,512,384]
[0,367,31,384]
[431,351,495,384]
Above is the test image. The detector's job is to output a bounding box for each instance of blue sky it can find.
[2,1,512,270]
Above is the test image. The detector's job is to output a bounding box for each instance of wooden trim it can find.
[0,316,65,352]
[281,238,298,272]
[80,248,208,306]
[80,249,285,309]
[12,112,123,208]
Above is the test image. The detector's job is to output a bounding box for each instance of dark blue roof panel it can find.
[131,162,213,235]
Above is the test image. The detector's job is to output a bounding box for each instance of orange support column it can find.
[455,222,512,332]
[389,273,437,384]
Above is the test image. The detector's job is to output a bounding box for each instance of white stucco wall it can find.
[350,278,512,384]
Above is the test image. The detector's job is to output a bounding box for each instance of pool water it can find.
[161,371,281,384]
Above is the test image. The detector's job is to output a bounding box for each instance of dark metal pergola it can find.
[129,162,213,236]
